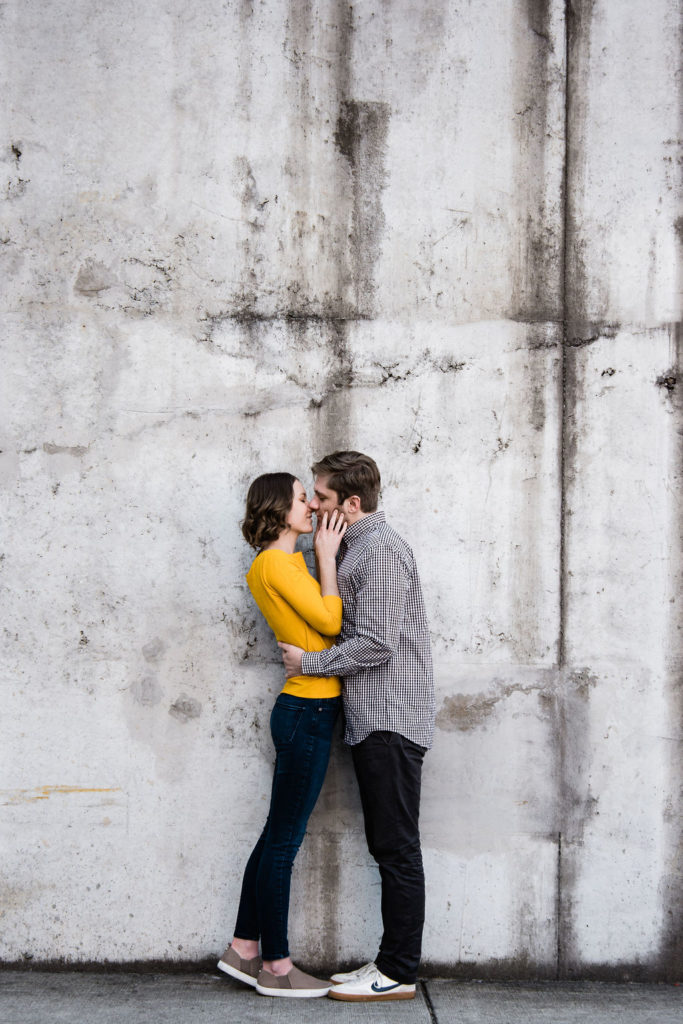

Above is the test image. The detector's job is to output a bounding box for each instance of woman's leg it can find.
[256,695,339,964]
[232,829,267,946]
[232,696,317,947]
[219,829,265,984]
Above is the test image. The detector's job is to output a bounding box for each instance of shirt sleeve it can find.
[264,556,342,637]
[301,544,410,676]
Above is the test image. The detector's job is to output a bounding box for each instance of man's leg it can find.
[351,730,426,985]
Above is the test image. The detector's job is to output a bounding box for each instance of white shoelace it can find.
[342,962,377,981]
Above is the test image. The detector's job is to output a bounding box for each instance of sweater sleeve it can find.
[264,555,342,637]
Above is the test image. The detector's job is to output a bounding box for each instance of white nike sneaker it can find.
[327,963,416,1001]
[330,961,377,985]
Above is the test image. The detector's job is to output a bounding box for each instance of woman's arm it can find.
[264,559,343,638]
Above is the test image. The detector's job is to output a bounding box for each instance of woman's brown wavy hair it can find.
[242,472,297,550]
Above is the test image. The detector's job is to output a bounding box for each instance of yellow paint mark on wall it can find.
[1,786,122,805]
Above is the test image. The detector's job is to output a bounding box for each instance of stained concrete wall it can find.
[0,0,680,979]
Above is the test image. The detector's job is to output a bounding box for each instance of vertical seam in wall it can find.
[557,0,574,983]
[559,1,571,674]
[556,831,563,980]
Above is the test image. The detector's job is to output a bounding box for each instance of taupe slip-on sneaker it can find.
[255,965,331,998]
[217,945,262,987]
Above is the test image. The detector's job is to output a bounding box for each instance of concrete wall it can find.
[1,0,680,979]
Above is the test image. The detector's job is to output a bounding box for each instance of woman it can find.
[217,472,346,999]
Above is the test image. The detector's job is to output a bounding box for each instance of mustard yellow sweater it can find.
[246,549,342,698]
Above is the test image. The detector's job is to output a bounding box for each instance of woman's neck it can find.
[263,530,298,554]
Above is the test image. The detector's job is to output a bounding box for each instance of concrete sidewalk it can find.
[0,971,680,1024]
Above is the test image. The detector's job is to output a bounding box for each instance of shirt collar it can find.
[344,510,385,547]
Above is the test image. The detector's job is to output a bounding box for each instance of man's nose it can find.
[309,495,320,510]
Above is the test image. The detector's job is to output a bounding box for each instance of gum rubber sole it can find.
[327,989,415,1001]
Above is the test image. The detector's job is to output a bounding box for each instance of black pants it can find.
[351,730,427,985]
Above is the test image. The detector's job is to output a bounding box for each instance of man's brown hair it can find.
[311,451,381,512]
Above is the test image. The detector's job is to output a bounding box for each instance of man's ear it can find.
[346,494,362,515]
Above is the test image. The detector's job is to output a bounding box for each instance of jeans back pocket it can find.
[270,700,305,747]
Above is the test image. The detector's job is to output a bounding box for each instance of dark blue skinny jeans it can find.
[233,692,340,960]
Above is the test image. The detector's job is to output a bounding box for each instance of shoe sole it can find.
[255,984,331,998]
[328,989,415,1001]
[217,960,258,988]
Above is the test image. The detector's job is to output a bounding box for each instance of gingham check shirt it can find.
[301,511,436,748]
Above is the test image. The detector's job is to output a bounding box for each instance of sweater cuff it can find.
[301,650,325,676]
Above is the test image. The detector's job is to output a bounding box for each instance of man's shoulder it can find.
[356,518,414,567]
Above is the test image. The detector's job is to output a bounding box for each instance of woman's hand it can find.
[314,510,347,562]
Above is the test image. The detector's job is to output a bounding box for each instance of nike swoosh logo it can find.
[371,981,401,993]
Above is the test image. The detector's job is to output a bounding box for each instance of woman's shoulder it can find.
[253,548,305,563]
[248,549,305,582]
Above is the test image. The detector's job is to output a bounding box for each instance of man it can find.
[279,451,435,1002]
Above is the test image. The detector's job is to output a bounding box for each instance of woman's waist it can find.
[281,674,341,698]
[274,629,336,652]
[275,691,341,707]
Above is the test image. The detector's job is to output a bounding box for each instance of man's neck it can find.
[344,509,370,527]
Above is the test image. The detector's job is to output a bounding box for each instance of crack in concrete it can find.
[420,979,439,1023]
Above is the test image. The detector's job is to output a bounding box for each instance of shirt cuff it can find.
[301,650,325,676]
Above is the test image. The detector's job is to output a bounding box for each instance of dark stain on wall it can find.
[510,0,563,323]
[43,442,89,457]
[437,677,555,733]
[191,4,389,435]
[131,676,162,707]
[326,318,354,391]
[658,322,682,979]
[278,0,354,319]
[168,694,202,723]
[529,379,547,432]
[333,99,391,318]
[74,259,114,296]
[566,320,620,347]
[655,370,677,392]
[437,692,500,732]
[301,828,342,967]
[557,23,594,946]
[563,0,599,335]
[308,320,356,453]
[551,667,601,979]
[560,0,595,656]
[142,638,166,662]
